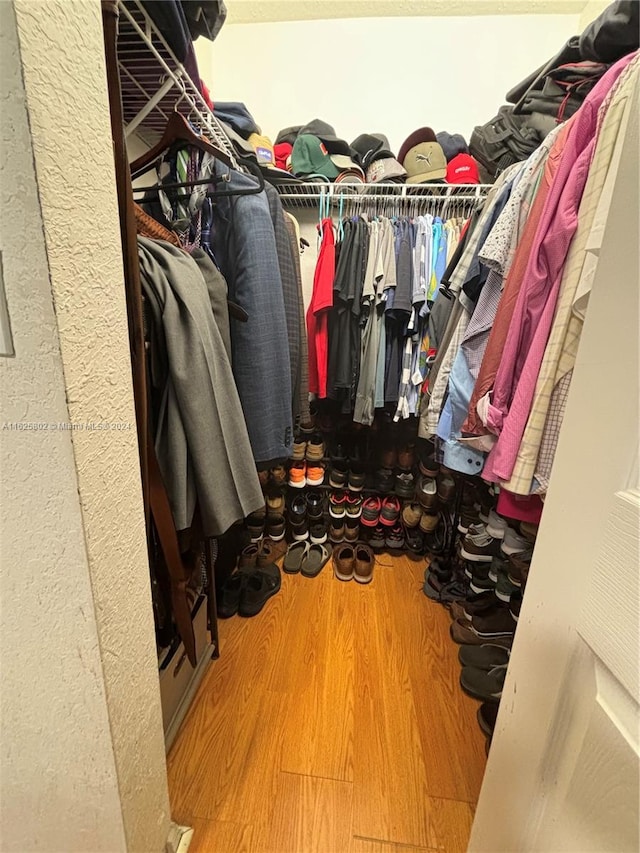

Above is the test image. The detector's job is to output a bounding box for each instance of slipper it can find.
[283,541,309,574]
[300,543,331,578]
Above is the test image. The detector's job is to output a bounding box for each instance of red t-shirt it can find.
[307,218,335,398]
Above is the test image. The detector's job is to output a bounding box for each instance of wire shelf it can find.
[116,0,238,167]
[274,181,492,210]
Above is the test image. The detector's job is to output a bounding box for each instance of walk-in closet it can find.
[2,1,639,851]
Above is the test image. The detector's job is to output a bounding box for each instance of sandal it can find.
[282,541,309,574]
[300,543,331,578]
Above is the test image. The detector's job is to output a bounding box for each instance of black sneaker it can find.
[477,702,500,736]
[374,467,395,494]
[394,471,415,499]
[306,491,324,521]
[238,564,281,617]
[310,522,328,544]
[347,464,366,492]
[460,664,507,701]
[385,523,404,550]
[404,526,423,557]
[288,494,307,524]
[369,524,386,551]
[329,462,348,489]
[469,564,497,594]
[290,518,309,541]
[217,573,244,618]
[460,526,500,563]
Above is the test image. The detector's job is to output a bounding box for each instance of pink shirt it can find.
[482,53,635,484]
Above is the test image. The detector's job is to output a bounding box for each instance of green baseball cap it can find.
[290,134,340,179]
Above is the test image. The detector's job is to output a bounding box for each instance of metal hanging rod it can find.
[116,0,239,169]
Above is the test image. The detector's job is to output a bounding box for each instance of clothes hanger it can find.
[130,109,234,178]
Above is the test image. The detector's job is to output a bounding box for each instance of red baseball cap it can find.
[446,153,480,185]
[274,142,293,172]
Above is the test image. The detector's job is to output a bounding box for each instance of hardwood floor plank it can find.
[391,557,487,802]
[352,561,436,848]
[188,818,254,853]
[280,566,355,781]
[350,837,439,853]
[254,771,353,853]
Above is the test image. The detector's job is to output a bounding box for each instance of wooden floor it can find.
[167,553,487,853]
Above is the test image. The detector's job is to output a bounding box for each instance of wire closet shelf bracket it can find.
[116,0,239,168]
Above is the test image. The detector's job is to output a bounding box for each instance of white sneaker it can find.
[501,527,529,555]
[486,509,508,539]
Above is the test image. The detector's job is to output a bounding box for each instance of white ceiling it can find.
[227,0,590,24]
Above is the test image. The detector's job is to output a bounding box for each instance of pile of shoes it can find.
[423,501,538,750]
[217,539,282,619]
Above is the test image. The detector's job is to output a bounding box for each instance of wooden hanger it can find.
[130,111,233,179]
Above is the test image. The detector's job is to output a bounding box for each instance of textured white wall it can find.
[3,0,171,850]
[198,13,580,152]
[0,3,127,850]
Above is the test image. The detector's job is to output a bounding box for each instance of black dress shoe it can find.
[217,573,244,618]
[238,564,281,617]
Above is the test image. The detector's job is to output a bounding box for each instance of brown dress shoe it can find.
[398,444,415,471]
[333,544,355,582]
[354,543,374,584]
[380,447,398,469]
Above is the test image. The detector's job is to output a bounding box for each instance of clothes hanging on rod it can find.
[306,192,480,426]
[419,51,638,510]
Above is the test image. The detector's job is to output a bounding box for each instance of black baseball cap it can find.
[351,133,395,169]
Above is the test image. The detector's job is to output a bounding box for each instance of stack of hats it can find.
[281,119,366,183]
[437,131,480,185]
[350,134,406,183]
[397,128,448,184]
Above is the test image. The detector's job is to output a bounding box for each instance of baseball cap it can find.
[404,142,447,184]
[366,157,407,184]
[248,133,276,167]
[351,133,394,169]
[398,127,437,166]
[274,142,293,172]
[298,119,353,157]
[290,134,340,179]
[334,168,366,186]
[275,125,302,146]
[437,131,469,162]
[446,153,480,184]
[330,154,366,180]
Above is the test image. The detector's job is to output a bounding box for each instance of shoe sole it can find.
[267,531,285,542]
[460,546,494,562]
[289,480,306,489]
[329,507,346,519]
[348,483,365,492]
[361,516,380,527]
[334,565,353,582]
[501,543,528,556]
[471,626,515,639]
[486,524,506,539]
[292,531,309,541]
[470,581,495,594]
[460,676,503,703]
[507,573,522,587]
[329,478,347,489]
[306,477,325,487]
[354,573,373,584]
[329,536,344,544]
[345,509,362,519]
[310,532,328,544]
[380,515,400,527]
